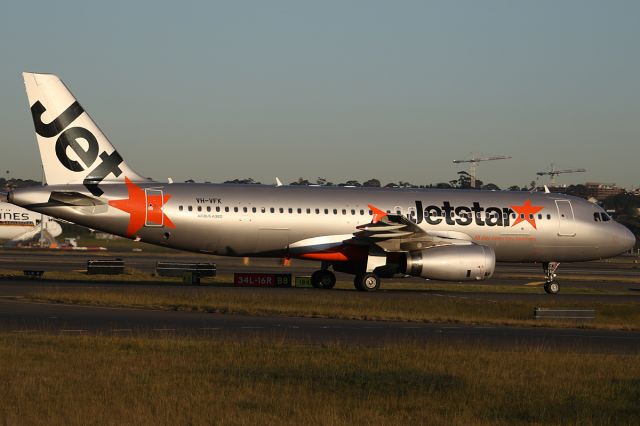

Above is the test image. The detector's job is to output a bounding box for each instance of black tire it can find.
[355,273,380,292]
[311,270,336,289]
[353,276,364,291]
[544,281,560,294]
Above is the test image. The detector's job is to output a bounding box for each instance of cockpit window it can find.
[593,212,601,222]
[594,211,611,222]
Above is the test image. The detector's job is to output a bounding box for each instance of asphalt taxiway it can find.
[0,250,639,352]
[1,296,639,353]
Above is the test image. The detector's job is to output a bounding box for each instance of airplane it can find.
[0,201,62,242]
[5,73,636,293]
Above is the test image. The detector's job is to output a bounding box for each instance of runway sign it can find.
[234,273,292,288]
[294,276,313,288]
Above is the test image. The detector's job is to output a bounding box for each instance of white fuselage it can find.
[0,202,62,240]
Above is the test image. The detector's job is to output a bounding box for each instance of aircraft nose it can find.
[616,224,636,253]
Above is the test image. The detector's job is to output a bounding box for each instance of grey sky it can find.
[1,1,638,188]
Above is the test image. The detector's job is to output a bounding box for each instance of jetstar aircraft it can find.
[6,73,636,293]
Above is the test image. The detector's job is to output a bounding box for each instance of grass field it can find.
[0,333,638,425]
[24,284,640,331]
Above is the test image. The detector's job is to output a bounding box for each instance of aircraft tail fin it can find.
[22,72,146,196]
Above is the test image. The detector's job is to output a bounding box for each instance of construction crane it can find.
[452,154,512,188]
[536,164,586,186]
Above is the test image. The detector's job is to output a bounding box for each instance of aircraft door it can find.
[145,188,164,227]
[555,200,576,237]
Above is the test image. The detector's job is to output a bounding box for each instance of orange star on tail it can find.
[108,177,176,237]
[510,199,544,230]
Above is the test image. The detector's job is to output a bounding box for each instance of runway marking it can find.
[47,316,58,319]
[12,330,38,333]
[60,329,87,333]
[240,326,265,329]
[112,329,132,332]
[198,327,221,331]
[525,281,546,287]
[153,328,176,332]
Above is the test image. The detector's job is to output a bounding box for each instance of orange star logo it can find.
[510,199,544,230]
[108,177,176,237]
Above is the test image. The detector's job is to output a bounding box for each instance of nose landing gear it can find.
[543,262,560,294]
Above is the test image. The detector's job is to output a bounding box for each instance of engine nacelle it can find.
[403,244,495,281]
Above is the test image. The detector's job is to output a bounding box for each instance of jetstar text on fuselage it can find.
[411,200,543,228]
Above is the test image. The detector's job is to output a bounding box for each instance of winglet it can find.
[368,204,387,224]
[543,185,550,194]
[275,177,283,187]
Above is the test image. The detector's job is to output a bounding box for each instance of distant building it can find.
[584,182,624,200]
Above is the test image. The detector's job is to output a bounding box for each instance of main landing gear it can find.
[353,273,381,292]
[310,269,336,289]
[543,262,560,294]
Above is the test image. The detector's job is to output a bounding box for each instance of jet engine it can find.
[403,244,495,281]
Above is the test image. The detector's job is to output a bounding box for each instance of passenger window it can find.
[546,214,551,220]
[234,207,238,212]
[243,207,248,213]
[197,206,202,212]
[188,206,193,212]
[333,209,338,214]
[179,206,183,211]
[351,209,355,215]
[270,208,275,213]
[279,208,284,213]
[324,209,329,214]
[288,208,293,214]
[216,206,221,212]
[225,207,229,212]
[368,210,372,215]
[537,214,542,219]
[360,210,364,215]
[342,209,347,215]
[252,207,256,213]
[315,208,320,214]
[206,206,211,212]
[297,208,302,214]
[306,208,311,214]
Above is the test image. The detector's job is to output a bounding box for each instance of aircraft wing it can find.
[289,204,473,259]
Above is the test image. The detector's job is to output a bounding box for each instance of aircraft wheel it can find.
[353,276,364,291]
[354,273,381,292]
[311,270,336,289]
[544,281,560,294]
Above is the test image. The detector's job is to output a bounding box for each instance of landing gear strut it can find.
[311,269,336,289]
[354,273,381,292]
[543,262,560,294]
